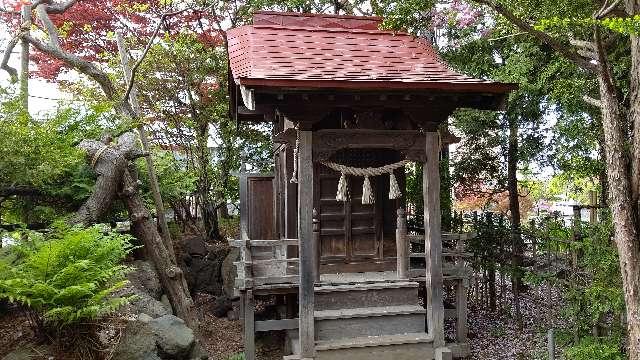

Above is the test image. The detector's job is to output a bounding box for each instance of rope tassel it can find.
[389,171,402,199]
[336,172,349,202]
[362,176,375,204]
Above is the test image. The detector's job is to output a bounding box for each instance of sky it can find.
[0,33,72,115]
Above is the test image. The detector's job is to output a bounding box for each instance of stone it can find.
[183,246,229,295]
[188,343,210,360]
[161,294,174,315]
[222,247,239,297]
[138,313,153,323]
[183,235,207,257]
[127,260,162,299]
[112,320,160,360]
[149,315,195,358]
[212,295,234,318]
[127,291,170,318]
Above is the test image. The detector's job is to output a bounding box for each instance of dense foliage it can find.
[0,224,136,328]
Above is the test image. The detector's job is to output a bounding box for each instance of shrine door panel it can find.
[318,171,347,259]
[349,176,379,259]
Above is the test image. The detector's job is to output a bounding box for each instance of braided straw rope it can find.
[91,145,110,168]
[320,159,411,177]
[321,159,410,204]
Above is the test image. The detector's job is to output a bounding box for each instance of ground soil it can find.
[0,286,564,360]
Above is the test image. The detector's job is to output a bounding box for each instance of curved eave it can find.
[237,77,518,94]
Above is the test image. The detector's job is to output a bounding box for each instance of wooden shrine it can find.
[227,11,516,360]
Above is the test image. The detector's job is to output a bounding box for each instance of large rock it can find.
[149,315,195,358]
[222,247,239,297]
[183,246,229,295]
[112,320,160,360]
[127,260,162,299]
[182,236,207,258]
[115,261,168,318]
[128,291,170,318]
[113,315,202,360]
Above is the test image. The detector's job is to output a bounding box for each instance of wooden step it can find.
[315,305,425,320]
[315,281,420,311]
[315,305,426,341]
[284,333,435,360]
[316,333,435,360]
[315,332,433,351]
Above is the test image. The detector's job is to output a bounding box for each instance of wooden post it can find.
[396,207,409,279]
[297,130,315,359]
[435,347,453,360]
[423,132,445,347]
[547,328,556,360]
[456,277,468,343]
[20,5,31,111]
[313,208,321,282]
[243,290,255,360]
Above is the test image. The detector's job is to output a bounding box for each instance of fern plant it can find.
[0,224,137,328]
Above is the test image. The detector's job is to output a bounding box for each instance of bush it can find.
[565,336,624,360]
[0,224,136,330]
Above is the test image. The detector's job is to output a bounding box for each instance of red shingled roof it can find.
[227,12,516,93]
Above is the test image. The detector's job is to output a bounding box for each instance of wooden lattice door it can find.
[315,152,402,273]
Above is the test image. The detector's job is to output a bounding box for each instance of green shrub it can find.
[565,336,624,360]
[0,224,136,328]
[227,353,245,360]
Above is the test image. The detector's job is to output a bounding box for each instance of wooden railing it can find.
[229,238,299,289]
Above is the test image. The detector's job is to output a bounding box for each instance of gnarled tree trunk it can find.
[74,133,197,328]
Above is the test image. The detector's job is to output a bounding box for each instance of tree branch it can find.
[47,0,79,14]
[35,3,60,48]
[473,0,599,72]
[23,34,118,99]
[583,95,603,107]
[0,34,20,82]
[122,8,192,106]
[596,0,623,18]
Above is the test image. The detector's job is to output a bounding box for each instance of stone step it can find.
[314,305,426,341]
[314,281,420,311]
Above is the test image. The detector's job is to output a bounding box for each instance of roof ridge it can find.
[254,11,383,21]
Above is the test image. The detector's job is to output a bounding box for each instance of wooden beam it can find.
[424,131,445,347]
[297,130,315,358]
[255,318,299,332]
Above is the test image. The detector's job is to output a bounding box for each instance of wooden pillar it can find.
[435,347,453,360]
[297,130,315,358]
[313,209,321,282]
[396,208,409,279]
[456,278,468,343]
[423,131,445,347]
[243,290,255,360]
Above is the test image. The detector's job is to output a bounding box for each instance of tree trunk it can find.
[74,134,197,328]
[507,116,523,327]
[120,168,197,328]
[595,26,640,358]
[194,121,220,241]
